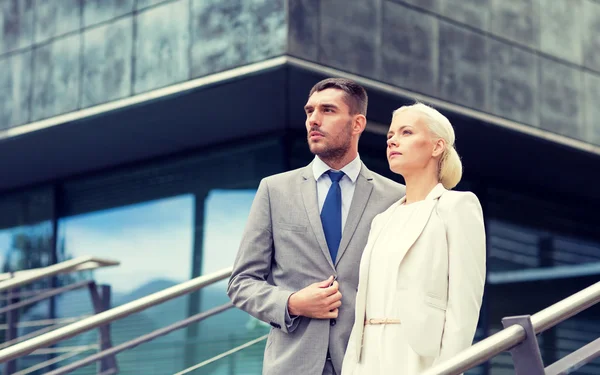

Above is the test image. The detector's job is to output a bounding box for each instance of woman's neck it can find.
[403,173,440,205]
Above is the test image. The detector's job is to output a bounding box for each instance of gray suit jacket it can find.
[227,162,405,375]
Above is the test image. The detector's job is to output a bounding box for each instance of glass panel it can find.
[0,188,54,373]
[487,218,600,276]
[191,189,267,375]
[56,195,194,374]
[58,195,194,293]
[53,138,284,374]
[487,218,542,272]
[476,187,600,374]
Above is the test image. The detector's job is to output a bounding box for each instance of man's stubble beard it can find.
[313,142,349,161]
[308,121,353,162]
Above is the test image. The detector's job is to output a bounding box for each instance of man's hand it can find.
[288,276,342,319]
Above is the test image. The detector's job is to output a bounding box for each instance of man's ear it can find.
[353,114,367,135]
[432,138,446,157]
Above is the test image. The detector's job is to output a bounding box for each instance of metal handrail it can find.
[0,316,90,330]
[0,266,233,363]
[13,346,95,375]
[0,280,93,315]
[4,265,597,374]
[544,337,600,375]
[0,318,74,349]
[0,256,120,292]
[422,281,600,375]
[1,262,117,375]
[28,345,99,355]
[174,334,268,375]
[45,302,235,375]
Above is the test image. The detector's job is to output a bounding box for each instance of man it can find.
[227,78,405,375]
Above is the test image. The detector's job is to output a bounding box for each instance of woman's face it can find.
[386,110,442,176]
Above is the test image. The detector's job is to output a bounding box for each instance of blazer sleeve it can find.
[226,178,298,333]
[434,192,486,364]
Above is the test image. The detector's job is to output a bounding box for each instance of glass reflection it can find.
[0,222,53,373]
[56,195,194,374]
[58,195,194,293]
[191,188,268,375]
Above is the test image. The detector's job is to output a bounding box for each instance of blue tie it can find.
[321,170,345,263]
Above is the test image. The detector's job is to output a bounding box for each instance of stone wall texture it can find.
[1,0,599,146]
[289,0,600,146]
[0,0,286,128]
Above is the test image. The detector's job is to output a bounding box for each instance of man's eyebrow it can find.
[304,103,340,112]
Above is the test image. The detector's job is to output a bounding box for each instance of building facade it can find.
[1,0,600,374]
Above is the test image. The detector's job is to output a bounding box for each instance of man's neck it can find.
[319,152,358,171]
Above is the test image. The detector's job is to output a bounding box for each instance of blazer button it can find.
[330,319,336,326]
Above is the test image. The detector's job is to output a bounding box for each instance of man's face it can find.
[304,89,354,159]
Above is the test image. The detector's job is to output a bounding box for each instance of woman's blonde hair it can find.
[392,102,462,189]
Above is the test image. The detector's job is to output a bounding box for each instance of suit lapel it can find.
[300,166,335,269]
[334,165,373,266]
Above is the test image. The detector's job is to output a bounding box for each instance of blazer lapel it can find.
[390,183,447,271]
[300,165,335,269]
[353,204,396,361]
[335,164,373,266]
[391,200,437,268]
[354,183,447,361]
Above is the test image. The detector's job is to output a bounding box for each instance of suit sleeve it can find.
[226,178,299,333]
[434,192,486,364]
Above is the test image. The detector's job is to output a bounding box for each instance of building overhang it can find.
[0,56,598,200]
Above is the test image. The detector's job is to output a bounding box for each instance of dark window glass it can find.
[0,187,54,371]
[54,139,284,374]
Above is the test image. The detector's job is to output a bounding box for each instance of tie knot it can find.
[326,170,345,183]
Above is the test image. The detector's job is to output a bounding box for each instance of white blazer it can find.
[345,183,486,368]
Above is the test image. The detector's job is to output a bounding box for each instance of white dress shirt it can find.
[285,154,362,326]
[312,154,361,233]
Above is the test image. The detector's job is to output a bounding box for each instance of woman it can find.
[341,103,486,374]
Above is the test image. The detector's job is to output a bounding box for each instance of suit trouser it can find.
[322,359,337,375]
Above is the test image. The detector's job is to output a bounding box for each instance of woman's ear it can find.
[432,138,446,158]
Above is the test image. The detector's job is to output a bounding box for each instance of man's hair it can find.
[308,78,368,116]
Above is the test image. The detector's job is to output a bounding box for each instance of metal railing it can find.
[0,256,120,292]
[0,266,234,374]
[422,280,600,375]
[2,264,598,375]
[0,256,119,374]
[174,334,268,375]
[173,280,600,375]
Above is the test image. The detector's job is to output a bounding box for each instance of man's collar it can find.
[312,154,361,183]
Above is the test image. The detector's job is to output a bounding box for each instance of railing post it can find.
[228,334,235,375]
[4,287,20,375]
[88,283,118,374]
[185,191,207,368]
[502,315,545,375]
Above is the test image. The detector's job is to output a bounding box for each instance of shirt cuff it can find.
[285,295,301,332]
